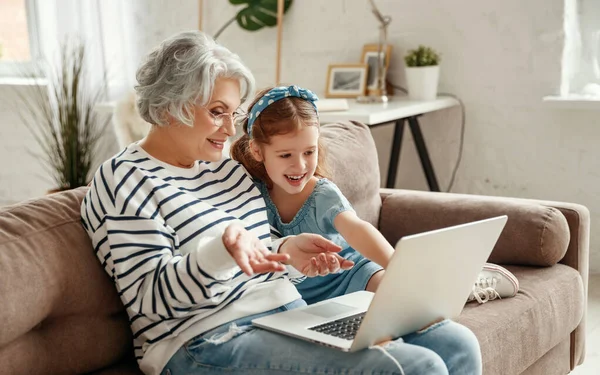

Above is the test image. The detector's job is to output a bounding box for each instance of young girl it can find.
[231,85,520,306]
[231,85,394,304]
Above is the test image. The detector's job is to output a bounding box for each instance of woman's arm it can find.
[90,215,234,318]
[333,211,395,268]
[223,222,288,275]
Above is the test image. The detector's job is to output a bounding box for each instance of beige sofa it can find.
[0,121,587,374]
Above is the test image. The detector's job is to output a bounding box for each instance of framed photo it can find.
[361,44,393,93]
[325,64,368,98]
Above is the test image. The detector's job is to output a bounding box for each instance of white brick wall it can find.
[1,0,598,272]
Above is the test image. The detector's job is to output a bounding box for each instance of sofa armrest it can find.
[379,188,590,368]
[378,189,588,271]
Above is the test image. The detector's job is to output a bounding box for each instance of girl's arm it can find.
[333,211,395,268]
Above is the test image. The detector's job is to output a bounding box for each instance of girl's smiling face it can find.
[253,125,319,196]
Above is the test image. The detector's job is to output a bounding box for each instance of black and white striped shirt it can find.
[81,143,300,375]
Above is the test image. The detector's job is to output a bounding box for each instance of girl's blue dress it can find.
[257,178,382,305]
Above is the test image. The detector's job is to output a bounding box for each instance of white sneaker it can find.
[468,263,519,304]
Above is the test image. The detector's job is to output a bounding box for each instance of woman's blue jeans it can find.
[161,300,481,375]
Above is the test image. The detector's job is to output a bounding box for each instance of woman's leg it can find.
[163,326,450,375]
[359,264,481,375]
[345,259,480,374]
[402,320,482,375]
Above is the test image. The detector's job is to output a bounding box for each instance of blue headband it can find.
[247,85,319,138]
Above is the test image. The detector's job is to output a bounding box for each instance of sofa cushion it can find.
[321,120,381,227]
[457,264,584,375]
[0,187,133,374]
[379,190,571,266]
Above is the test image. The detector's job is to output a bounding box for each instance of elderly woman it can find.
[81,31,482,375]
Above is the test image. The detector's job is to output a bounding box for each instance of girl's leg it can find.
[365,269,385,292]
[163,326,450,375]
[402,320,482,375]
[297,254,382,304]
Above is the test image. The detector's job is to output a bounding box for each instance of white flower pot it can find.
[405,65,440,101]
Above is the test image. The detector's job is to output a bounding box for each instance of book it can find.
[315,99,349,112]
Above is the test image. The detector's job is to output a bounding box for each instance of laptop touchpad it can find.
[303,302,356,318]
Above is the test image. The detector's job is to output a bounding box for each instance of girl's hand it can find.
[223,223,289,276]
[279,233,354,277]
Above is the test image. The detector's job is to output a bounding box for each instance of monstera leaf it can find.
[214,0,294,39]
[232,0,293,31]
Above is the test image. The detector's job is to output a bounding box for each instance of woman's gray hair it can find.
[135,31,255,127]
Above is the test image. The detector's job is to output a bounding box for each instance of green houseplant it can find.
[214,0,294,40]
[404,45,441,101]
[16,40,109,192]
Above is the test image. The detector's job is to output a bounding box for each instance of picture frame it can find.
[361,44,393,93]
[325,64,368,98]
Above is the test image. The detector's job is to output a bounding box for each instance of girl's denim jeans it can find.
[161,300,481,375]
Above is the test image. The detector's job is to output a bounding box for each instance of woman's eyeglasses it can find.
[201,107,247,128]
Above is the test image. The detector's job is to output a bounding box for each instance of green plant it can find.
[15,40,109,191]
[404,45,441,67]
[214,0,294,40]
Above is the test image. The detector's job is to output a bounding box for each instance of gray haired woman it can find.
[81,31,481,375]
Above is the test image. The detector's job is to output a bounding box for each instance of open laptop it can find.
[252,215,508,352]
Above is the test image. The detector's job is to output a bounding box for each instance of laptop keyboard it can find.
[308,312,366,340]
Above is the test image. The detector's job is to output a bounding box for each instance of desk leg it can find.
[386,118,406,188]
[408,116,440,192]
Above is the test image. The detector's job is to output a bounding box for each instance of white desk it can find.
[319,96,460,190]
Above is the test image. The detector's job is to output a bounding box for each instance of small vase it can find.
[405,65,440,101]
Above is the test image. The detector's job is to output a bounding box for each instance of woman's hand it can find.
[223,223,289,276]
[279,233,354,277]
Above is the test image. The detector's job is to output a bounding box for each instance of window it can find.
[561,0,600,98]
[0,0,41,77]
[577,0,600,93]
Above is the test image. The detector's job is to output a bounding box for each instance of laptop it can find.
[252,215,508,352]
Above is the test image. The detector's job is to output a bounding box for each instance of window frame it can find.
[578,0,600,88]
[0,0,43,78]
[544,0,600,109]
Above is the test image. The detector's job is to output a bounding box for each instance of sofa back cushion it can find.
[378,190,571,266]
[320,120,381,227]
[0,187,132,374]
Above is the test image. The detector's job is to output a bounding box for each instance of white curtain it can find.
[36,0,136,101]
[560,0,600,97]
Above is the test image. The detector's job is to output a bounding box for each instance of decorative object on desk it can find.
[356,0,391,104]
[325,64,368,98]
[404,45,441,101]
[315,98,350,112]
[14,39,109,192]
[361,43,392,95]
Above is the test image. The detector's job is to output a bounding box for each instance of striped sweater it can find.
[80,143,301,375]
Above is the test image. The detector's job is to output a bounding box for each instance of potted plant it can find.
[404,45,441,101]
[15,39,109,193]
[213,0,294,40]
